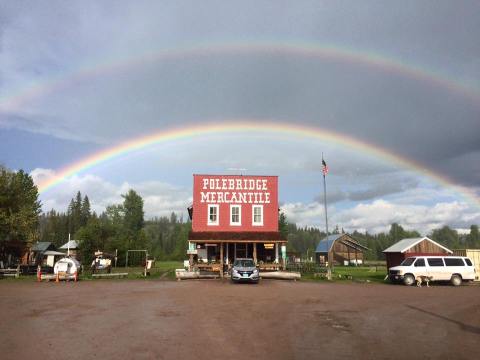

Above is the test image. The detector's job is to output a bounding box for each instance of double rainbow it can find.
[2,41,479,111]
[36,120,480,209]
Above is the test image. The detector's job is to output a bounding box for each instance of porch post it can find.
[220,242,224,278]
[275,243,279,263]
[253,243,257,264]
[226,243,229,265]
[234,243,237,261]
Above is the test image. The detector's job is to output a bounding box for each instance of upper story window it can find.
[208,204,219,226]
[230,205,241,226]
[252,205,263,226]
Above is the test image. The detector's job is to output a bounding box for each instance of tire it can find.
[451,274,462,286]
[403,274,415,286]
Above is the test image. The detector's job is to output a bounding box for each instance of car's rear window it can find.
[427,258,444,267]
[444,258,465,266]
[465,258,473,266]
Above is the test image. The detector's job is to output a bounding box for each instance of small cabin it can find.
[383,237,452,269]
[27,242,56,265]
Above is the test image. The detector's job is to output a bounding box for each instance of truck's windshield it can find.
[400,258,416,266]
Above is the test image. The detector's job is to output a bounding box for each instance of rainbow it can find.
[2,41,480,111]
[37,120,480,208]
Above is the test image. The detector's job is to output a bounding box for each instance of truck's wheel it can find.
[451,274,462,286]
[403,274,415,286]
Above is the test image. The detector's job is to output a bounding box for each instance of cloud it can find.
[33,167,480,234]
[32,169,192,219]
[283,199,480,235]
[314,173,420,204]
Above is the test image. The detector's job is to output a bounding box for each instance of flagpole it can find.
[322,154,332,280]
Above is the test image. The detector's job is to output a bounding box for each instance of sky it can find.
[1,1,479,234]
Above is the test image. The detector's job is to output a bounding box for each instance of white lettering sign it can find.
[199,178,271,204]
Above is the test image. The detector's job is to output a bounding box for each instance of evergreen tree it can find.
[278,212,289,238]
[0,167,41,260]
[430,226,460,249]
[80,195,91,227]
[466,225,479,248]
[123,190,144,235]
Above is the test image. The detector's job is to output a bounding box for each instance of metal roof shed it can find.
[315,234,369,265]
[383,237,452,269]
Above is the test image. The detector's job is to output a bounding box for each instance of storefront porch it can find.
[187,231,287,277]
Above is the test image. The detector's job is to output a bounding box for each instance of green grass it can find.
[3,263,390,284]
[1,261,184,282]
[301,266,389,284]
[80,261,183,280]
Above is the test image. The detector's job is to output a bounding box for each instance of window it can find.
[427,258,444,267]
[414,258,425,267]
[400,258,415,266]
[230,205,241,226]
[252,205,263,226]
[444,258,465,266]
[208,204,219,225]
[465,258,473,266]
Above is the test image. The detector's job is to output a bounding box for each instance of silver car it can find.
[231,258,260,283]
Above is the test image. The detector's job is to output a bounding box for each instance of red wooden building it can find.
[383,236,452,269]
[187,174,286,272]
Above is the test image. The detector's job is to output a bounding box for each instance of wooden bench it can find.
[0,267,20,278]
[195,263,222,273]
[258,263,282,271]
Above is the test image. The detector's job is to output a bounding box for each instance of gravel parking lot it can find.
[1,280,479,360]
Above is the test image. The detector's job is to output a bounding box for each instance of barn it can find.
[187,174,286,275]
[383,236,452,269]
[315,234,369,265]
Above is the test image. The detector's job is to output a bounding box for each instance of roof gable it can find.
[31,242,54,252]
[315,234,342,253]
[315,234,368,253]
[383,237,452,254]
[59,240,80,249]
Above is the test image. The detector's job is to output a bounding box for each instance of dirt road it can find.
[1,280,479,359]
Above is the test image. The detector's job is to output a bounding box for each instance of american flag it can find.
[322,158,329,176]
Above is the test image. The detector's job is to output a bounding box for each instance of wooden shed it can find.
[315,234,369,265]
[26,242,56,265]
[383,237,452,269]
